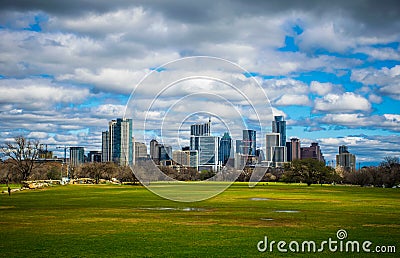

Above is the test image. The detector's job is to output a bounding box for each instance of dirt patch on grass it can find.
[0,206,15,209]
[363,224,400,228]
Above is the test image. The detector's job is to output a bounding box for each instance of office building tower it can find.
[190,118,211,136]
[219,132,232,165]
[159,144,172,161]
[189,119,220,171]
[286,138,301,162]
[112,118,133,166]
[102,118,133,166]
[108,120,117,162]
[272,146,287,166]
[70,147,85,167]
[301,142,325,163]
[101,131,110,162]
[135,142,147,162]
[242,129,256,156]
[266,133,280,162]
[336,145,356,172]
[173,150,199,169]
[89,151,102,163]
[190,135,220,171]
[150,139,159,162]
[339,145,348,154]
[272,116,286,146]
[235,140,243,154]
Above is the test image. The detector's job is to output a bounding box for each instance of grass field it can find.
[1,183,399,257]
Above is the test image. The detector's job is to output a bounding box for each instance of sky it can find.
[0,0,399,167]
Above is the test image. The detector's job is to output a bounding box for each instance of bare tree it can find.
[1,136,40,181]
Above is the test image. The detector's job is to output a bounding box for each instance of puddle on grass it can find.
[249,198,270,201]
[138,207,206,212]
[274,210,300,213]
[260,218,274,221]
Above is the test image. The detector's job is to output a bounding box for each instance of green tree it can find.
[283,158,332,186]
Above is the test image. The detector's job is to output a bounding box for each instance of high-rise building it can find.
[101,131,110,162]
[219,132,232,165]
[112,118,133,166]
[150,139,159,162]
[242,129,256,156]
[235,140,243,154]
[266,133,280,162]
[339,145,348,154]
[134,142,147,162]
[286,138,301,162]
[190,135,220,171]
[272,116,286,146]
[89,151,102,163]
[172,150,198,169]
[190,118,211,136]
[272,146,287,166]
[336,145,356,172]
[108,120,117,162]
[189,119,220,171]
[265,133,286,166]
[70,147,84,167]
[159,144,172,161]
[301,142,325,163]
[102,118,133,166]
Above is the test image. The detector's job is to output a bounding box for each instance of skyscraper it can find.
[286,138,301,162]
[150,139,159,164]
[70,147,84,167]
[219,132,232,165]
[242,129,256,156]
[112,118,133,166]
[172,150,198,169]
[189,119,220,171]
[108,120,117,162]
[190,118,211,136]
[190,135,220,171]
[159,144,172,162]
[102,118,133,166]
[101,131,109,162]
[272,116,286,146]
[336,145,356,172]
[301,142,325,163]
[134,142,147,162]
[266,133,280,162]
[89,151,102,163]
[235,140,243,154]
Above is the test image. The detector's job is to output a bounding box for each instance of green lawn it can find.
[0,183,399,257]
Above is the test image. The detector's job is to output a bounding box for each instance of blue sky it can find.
[0,0,399,166]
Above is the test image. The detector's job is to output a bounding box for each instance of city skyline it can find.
[0,1,399,166]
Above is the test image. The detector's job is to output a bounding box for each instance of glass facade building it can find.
[272,116,286,147]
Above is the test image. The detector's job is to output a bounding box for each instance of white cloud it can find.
[351,65,400,100]
[27,131,49,139]
[357,46,400,61]
[91,104,126,118]
[275,94,310,106]
[310,81,343,95]
[0,78,90,109]
[58,68,149,94]
[320,113,400,131]
[314,92,371,113]
[368,94,383,104]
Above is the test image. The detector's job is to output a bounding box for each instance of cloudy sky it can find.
[0,0,399,166]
